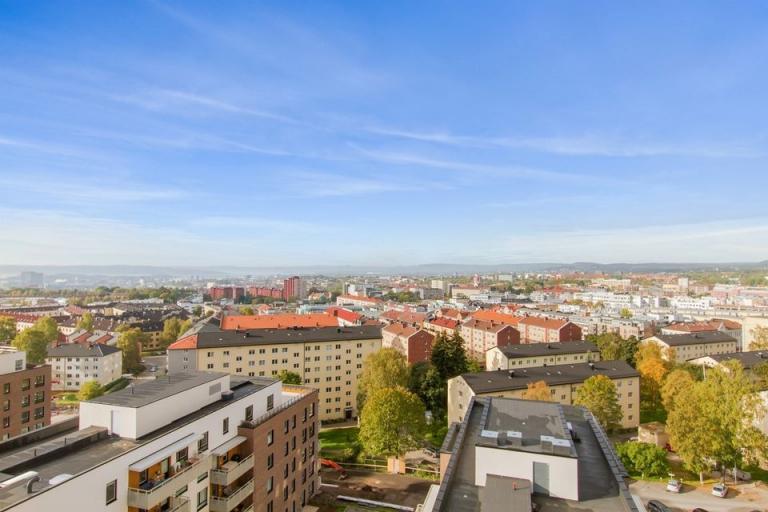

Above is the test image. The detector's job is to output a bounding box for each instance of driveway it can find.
[138,355,168,377]
[630,480,768,512]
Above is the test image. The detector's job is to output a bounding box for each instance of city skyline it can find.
[2,1,768,266]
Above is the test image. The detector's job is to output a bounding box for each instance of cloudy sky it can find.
[1,1,768,266]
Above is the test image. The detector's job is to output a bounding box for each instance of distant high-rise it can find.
[19,271,43,288]
[283,275,306,300]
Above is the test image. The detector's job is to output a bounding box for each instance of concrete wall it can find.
[474,445,579,500]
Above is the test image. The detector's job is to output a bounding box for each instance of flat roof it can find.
[0,379,271,511]
[86,371,230,408]
[434,397,639,512]
[494,340,598,358]
[194,324,382,349]
[460,360,639,394]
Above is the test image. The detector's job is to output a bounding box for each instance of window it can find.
[245,405,253,422]
[106,480,117,505]
[177,447,189,464]
[198,432,209,452]
[197,488,208,511]
[267,429,274,446]
[267,476,274,493]
[21,379,30,391]
[3,383,9,394]
[2,400,8,412]
[2,417,9,428]
[267,453,274,469]
[223,417,229,434]
[267,394,274,411]
[21,411,29,423]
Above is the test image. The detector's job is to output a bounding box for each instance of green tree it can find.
[78,380,104,401]
[158,317,192,350]
[574,375,623,432]
[523,380,553,401]
[0,317,16,343]
[117,327,146,374]
[240,306,254,315]
[667,362,768,483]
[752,361,768,390]
[11,328,48,364]
[419,365,448,418]
[430,332,469,381]
[357,348,409,410]
[660,369,695,412]
[586,333,639,366]
[33,316,58,344]
[359,386,426,457]
[76,312,94,331]
[619,308,633,319]
[615,441,669,478]
[277,370,302,385]
[192,305,203,317]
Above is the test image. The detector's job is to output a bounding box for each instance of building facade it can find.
[0,372,319,512]
[45,343,123,391]
[0,348,51,440]
[517,317,583,344]
[447,361,640,428]
[459,320,520,361]
[381,323,435,364]
[642,332,738,363]
[485,341,600,371]
[169,324,382,422]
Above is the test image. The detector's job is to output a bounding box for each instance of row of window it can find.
[2,376,45,394]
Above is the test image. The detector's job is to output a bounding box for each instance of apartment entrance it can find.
[533,462,550,495]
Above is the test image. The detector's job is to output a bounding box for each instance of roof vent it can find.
[508,370,515,378]
[221,390,234,401]
[588,362,595,371]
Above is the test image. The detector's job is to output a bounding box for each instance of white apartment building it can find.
[45,343,122,391]
[0,372,319,512]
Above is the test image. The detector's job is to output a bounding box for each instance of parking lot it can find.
[630,479,768,512]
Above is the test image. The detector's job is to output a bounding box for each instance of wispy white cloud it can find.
[195,216,327,233]
[0,174,186,202]
[367,127,764,158]
[278,171,430,198]
[0,135,103,160]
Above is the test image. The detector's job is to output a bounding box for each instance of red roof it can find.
[337,294,383,304]
[168,334,198,350]
[518,316,570,329]
[380,310,427,324]
[220,313,340,330]
[666,319,741,333]
[427,317,459,329]
[470,310,520,326]
[326,307,363,323]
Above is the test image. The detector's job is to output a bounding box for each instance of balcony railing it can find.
[170,496,191,512]
[127,457,210,510]
[210,453,254,486]
[209,478,254,512]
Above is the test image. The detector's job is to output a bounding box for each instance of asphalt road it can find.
[630,480,768,512]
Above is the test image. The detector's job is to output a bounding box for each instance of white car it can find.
[712,483,728,498]
[665,479,682,493]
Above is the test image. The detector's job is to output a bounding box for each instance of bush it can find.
[616,441,669,478]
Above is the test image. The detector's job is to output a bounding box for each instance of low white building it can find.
[46,343,123,391]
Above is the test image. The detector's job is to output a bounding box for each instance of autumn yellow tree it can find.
[523,380,553,401]
[636,343,670,410]
[749,326,768,351]
[660,369,695,412]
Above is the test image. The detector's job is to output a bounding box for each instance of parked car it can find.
[646,500,671,512]
[712,483,728,498]
[665,479,682,493]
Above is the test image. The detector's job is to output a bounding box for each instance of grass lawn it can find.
[319,426,359,459]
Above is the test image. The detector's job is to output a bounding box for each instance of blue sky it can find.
[1,1,768,266]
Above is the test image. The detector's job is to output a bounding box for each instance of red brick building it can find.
[0,348,51,440]
[381,323,435,364]
[210,286,246,301]
[459,319,520,361]
[517,317,583,344]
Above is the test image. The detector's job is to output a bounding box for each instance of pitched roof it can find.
[665,319,741,333]
[461,318,517,334]
[494,340,598,359]
[470,311,520,326]
[426,317,460,330]
[650,331,737,346]
[169,325,383,350]
[46,343,121,358]
[382,322,433,339]
[459,360,638,394]
[337,294,383,304]
[326,307,363,323]
[220,313,339,330]
[704,350,768,370]
[380,310,426,324]
[518,316,571,329]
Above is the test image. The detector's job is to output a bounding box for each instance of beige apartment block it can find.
[485,340,600,371]
[642,332,738,363]
[169,324,382,422]
[447,361,640,429]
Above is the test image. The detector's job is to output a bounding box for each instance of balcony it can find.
[210,453,254,486]
[127,457,210,510]
[209,478,254,512]
[169,496,191,512]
